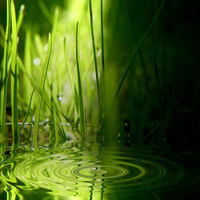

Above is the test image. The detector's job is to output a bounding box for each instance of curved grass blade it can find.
[89,0,102,122]
[33,33,52,150]
[64,37,78,112]
[55,110,68,144]
[109,0,166,107]
[156,104,174,142]
[49,82,67,146]
[75,22,86,136]
[19,88,35,134]
[122,0,151,93]
[141,124,160,141]
[16,4,25,34]
[37,0,53,23]
[17,58,51,111]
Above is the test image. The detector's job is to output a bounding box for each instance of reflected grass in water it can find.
[0,141,195,200]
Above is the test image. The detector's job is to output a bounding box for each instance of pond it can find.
[0,138,199,200]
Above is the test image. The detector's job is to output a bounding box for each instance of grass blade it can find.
[16,4,25,34]
[64,38,78,111]
[100,0,105,72]
[99,0,106,135]
[49,82,67,146]
[0,0,11,139]
[52,7,59,42]
[75,22,86,136]
[141,125,160,141]
[49,83,58,146]
[64,38,79,122]
[10,0,19,151]
[19,88,35,134]
[24,29,34,110]
[0,24,5,47]
[123,0,151,93]
[110,0,166,107]
[89,0,102,122]
[37,0,53,23]
[156,104,174,142]
[32,33,52,149]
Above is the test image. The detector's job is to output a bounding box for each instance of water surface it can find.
[0,141,199,200]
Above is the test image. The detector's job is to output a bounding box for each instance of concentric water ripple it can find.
[0,146,186,198]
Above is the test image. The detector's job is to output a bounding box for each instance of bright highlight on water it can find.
[0,143,186,200]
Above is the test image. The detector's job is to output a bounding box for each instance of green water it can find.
[0,141,199,200]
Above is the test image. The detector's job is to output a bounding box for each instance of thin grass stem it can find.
[52,7,59,42]
[19,88,35,133]
[109,0,166,109]
[0,0,11,138]
[89,0,102,123]
[99,0,106,136]
[33,33,52,150]
[10,0,19,151]
[50,83,61,147]
[50,84,55,145]
[17,58,50,110]
[64,38,77,110]
[122,1,150,93]
[37,0,53,23]
[100,0,105,72]
[75,22,86,136]
[16,4,25,34]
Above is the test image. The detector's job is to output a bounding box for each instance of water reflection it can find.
[0,141,199,199]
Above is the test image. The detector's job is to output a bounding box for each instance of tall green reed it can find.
[0,0,11,140]
[89,0,102,123]
[75,22,87,136]
[10,0,19,151]
[0,1,24,147]
[32,33,52,149]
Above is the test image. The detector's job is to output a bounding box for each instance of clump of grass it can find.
[0,0,167,150]
[0,1,25,151]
